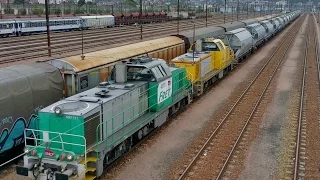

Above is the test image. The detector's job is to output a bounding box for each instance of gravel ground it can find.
[238,15,308,180]
[106,16,295,180]
[303,15,320,179]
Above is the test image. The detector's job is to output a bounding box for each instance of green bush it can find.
[89,8,97,14]
[97,8,104,14]
[74,8,85,14]
[32,8,43,15]
[4,8,14,14]
[196,6,204,13]
[54,8,61,15]
[20,9,27,15]
[64,9,71,14]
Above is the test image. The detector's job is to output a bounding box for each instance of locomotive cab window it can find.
[202,42,219,52]
[127,67,155,81]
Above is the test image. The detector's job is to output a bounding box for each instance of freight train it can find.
[0,11,300,175]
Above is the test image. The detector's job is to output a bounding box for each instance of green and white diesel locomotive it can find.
[16,57,192,180]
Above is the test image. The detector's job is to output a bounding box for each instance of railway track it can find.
[176,15,304,180]
[293,14,320,180]
[0,14,258,66]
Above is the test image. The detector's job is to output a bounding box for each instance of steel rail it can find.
[293,14,318,180]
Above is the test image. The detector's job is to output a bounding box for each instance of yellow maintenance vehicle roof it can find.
[51,36,184,73]
[171,52,210,63]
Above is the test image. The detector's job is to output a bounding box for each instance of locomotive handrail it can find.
[24,128,87,166]
[31,130,38,146]
[186,71,194,94]
[59,133,65,151]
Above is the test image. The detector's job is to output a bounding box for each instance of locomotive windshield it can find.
[127,67,156,81]
[202,42,219,51]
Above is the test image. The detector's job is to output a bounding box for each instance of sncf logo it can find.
[168,80,171,86]
[44,149,55,157]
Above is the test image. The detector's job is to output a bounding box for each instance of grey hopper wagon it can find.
[259,20,275,39]
[246,23,267,48]
[224,28,253,62]
[279,16,288,26]
[269,18,281,33]
[275,17,285,30]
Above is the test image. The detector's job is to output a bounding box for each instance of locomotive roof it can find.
[127,58,168,69]
[172,52,210,63]
[40,81,147,116]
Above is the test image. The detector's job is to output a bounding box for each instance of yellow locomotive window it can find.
[202,42,218,51]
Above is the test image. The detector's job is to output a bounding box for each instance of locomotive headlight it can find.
[67,154,73,161]
[54,106,62,116]
[24,147,30,154]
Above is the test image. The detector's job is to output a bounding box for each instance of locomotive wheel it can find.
[175,102,181,112]
[137,129,143,140]
[143,126,148,136]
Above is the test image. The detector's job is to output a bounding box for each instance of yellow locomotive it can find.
[172,38,234,96]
